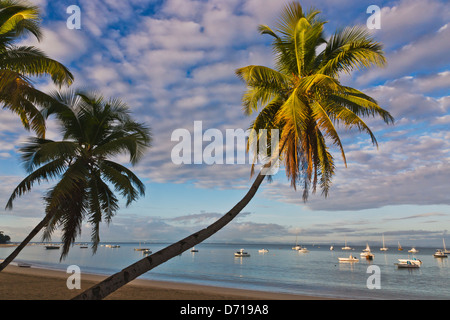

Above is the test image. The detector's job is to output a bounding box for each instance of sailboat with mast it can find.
[398,241,403,251]
[342,237,352,250]
[380,234,388,251]
[443,238,450,254]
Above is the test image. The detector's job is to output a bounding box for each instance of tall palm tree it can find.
[0,90,151,270]
[0,0,73,137]
[74,2,393,300]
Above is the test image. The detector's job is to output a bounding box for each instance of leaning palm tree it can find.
[0,90,151,270]
[74,2,393,300]
[0,0,73,137]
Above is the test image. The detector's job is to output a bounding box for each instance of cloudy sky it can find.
[0,0,449,248]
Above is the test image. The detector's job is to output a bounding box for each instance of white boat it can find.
[443,238,450,254]
[408,247,419,253]
[330,245,334,251]
[258,249,269,253]
[380,234,388,251]
[234,249,250,257]
[362,243,371,252]
[298,247,309,253]
[396,260,420,268]
[341,238,352,250]
[398,258,422,266]
[434,249,447,258]
[338,255,359,263]
[292,234,301,250]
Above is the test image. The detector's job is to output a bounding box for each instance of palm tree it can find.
[0,90,151,270]
[0,0,73,137]
[74,1,393,299]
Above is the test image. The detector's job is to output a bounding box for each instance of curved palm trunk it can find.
[0,214,51,272]
[73,170,267,300]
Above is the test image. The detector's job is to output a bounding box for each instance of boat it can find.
[434,249,448,258]
[341,238,352,250]
[298,247,309,253]
[380,234,388,251]
[396,260,420,268]
[17,262,31,268]
[360,251,374,260]
[142,249,152,254]
[443,238,450,254]
[330,245,334,251]
[398,241,403,251]
[292,234,301,250]
[360,244,374,260]
[234,249,250,257]
[362,243,371,252]
[134,242,150,251]
[408,247,419,253]
[398,258,422,266]
[45,245,60,250]
[191,247,199,252]
[80,246,88,249]
[338,255,359,263]
[258,249,269,253]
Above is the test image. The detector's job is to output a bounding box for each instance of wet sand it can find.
[0,264,331,300]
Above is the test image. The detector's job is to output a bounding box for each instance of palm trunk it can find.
[0,214,51,272]
[73,170,267,300]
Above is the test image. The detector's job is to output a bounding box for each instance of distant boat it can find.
[258,249,269,253]
[191,247,199,252]
[234,249,250,257]
[398,258,422,266]
[298,247,309,253]
[396,260,420,268]
[398,241,403,251]
[408,247,419,253]
[338,255,359,263]
[292,234,301,250]
[380,234,388,251]
[134,242,150,251]
[330,245,334,251]
[434,249,448,258]
[341,238,352,250]
[360,243,374,260]
[45,245,60,250]
[443,238,450,254]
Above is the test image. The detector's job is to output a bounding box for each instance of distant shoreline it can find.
[0,263,334,300]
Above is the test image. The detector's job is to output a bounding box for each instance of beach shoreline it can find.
[0,263,334,300]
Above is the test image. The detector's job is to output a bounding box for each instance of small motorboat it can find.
[45,245,60,250]
[190,247,199,252]
[338,255,359,263]
[234,249,250,257]
[258,249,269,253]
[396,260,420,268]
[398,258,422,266]
[408,247,419,253]
[433,249,448,258]
[298,247,309,253]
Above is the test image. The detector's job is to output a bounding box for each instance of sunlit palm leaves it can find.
[237,2,394,201]
[6,90,151,258]
[0,0,73,137]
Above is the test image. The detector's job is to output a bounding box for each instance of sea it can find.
[1,242,450,300]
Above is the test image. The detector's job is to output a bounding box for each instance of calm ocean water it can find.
[2,242,450,300]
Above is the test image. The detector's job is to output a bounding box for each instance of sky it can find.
[0,0,449,248]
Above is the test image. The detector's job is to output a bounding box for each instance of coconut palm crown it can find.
[0,0,73,137]
[6,90,151,258]
[236,3,394,200]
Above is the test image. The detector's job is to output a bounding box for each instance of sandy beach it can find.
[0,263,331,300]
